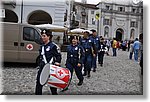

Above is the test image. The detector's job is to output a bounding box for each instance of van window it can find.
[23,27,42,44]
[23,27,35,41]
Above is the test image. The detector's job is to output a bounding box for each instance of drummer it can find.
[66,36,85,86]
[35,29,61,95]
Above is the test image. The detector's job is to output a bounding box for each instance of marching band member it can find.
[80,31,97,78]
[98,38,108,67]
[66,36,85,86]
[90,29,100,72]
[35,29,61,95]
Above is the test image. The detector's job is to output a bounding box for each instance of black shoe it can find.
[87,74,91,78]
[87,71,91,78]
[93,69,96,72]
[100,64,103,67]
[83,72,87,76]
[61,87,68,92]
[77,80,83,86]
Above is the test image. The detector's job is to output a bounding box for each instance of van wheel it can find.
[36,56,40,66]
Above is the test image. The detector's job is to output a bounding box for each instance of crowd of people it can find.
[35,29,143,95]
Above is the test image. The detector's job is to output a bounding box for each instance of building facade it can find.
[1,0,67,45]
[96,0,143,41]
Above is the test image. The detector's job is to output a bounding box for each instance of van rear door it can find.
[18,26,41,63]
[3,23,19,62]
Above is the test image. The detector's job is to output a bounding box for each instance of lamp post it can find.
[20,0,23,23]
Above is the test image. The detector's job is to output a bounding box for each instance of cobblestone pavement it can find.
[1,50,143,95]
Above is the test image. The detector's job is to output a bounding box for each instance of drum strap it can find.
[41,46,53,64]
[41,46,48,64]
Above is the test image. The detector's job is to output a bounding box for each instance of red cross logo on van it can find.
[26,44,33,51]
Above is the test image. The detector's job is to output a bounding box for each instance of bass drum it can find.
[47,65,71,89]
[40,64,71,89]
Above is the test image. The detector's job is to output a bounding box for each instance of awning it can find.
[35,24,67,32]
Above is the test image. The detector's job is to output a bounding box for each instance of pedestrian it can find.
[112,38,117,56]
[66,36,84,86]
[139,33,143,75]
[127,40,131,52]
[129,41,134,60]
[133,38,141,62]
[106,39,111,52]
[80,31,97,78]
[35,29,61,95]
[98,38,108,67]
[122,41,127,51]
[90,29,100,72]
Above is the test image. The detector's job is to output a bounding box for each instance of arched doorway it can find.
[28,10,52,25]
[116,28,124,41]
[2,9,18,23]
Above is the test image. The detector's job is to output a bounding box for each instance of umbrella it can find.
[69,28,92,34]
[35,24,67,32]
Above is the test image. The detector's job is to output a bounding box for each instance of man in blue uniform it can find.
[80,31,97,78]
[35,29,61,95]
[66,36,85,86]
[90,29,100,72]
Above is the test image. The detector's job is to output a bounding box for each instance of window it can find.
[91,11,94,14]
[23,27,42,44]
[82,16,86,23]
[130,29,135,39]
[106,5,110,10]
[92,18,95,25]
[23,27,35,41]
[103,19,110,25]
[118,6,125,12]
[104,26,109,37]
[132,8,136,13]
[130,21,138,28]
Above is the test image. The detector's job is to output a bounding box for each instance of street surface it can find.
[1,50,143,95]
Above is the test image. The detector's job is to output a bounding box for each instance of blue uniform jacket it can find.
[39,41,61,63]
[90,36,100,51]
[66,44,85,65]
[80,37,97,55]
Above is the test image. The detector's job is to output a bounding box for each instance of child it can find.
[129,41,134,60]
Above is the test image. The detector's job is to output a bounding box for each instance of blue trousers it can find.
[134,49,139,62]
[35,62,57,95]
[66,62,83,81]
[129,52,133,60]
[83,54,92,73]
[92,54,97,69]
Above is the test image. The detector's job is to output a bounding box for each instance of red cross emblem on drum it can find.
[26,44,33,51]
[56,69,65,79]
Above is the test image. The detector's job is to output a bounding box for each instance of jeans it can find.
[112,48,117,56]
[134,49,139,62]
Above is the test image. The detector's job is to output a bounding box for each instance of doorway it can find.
[116,28,124,41]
